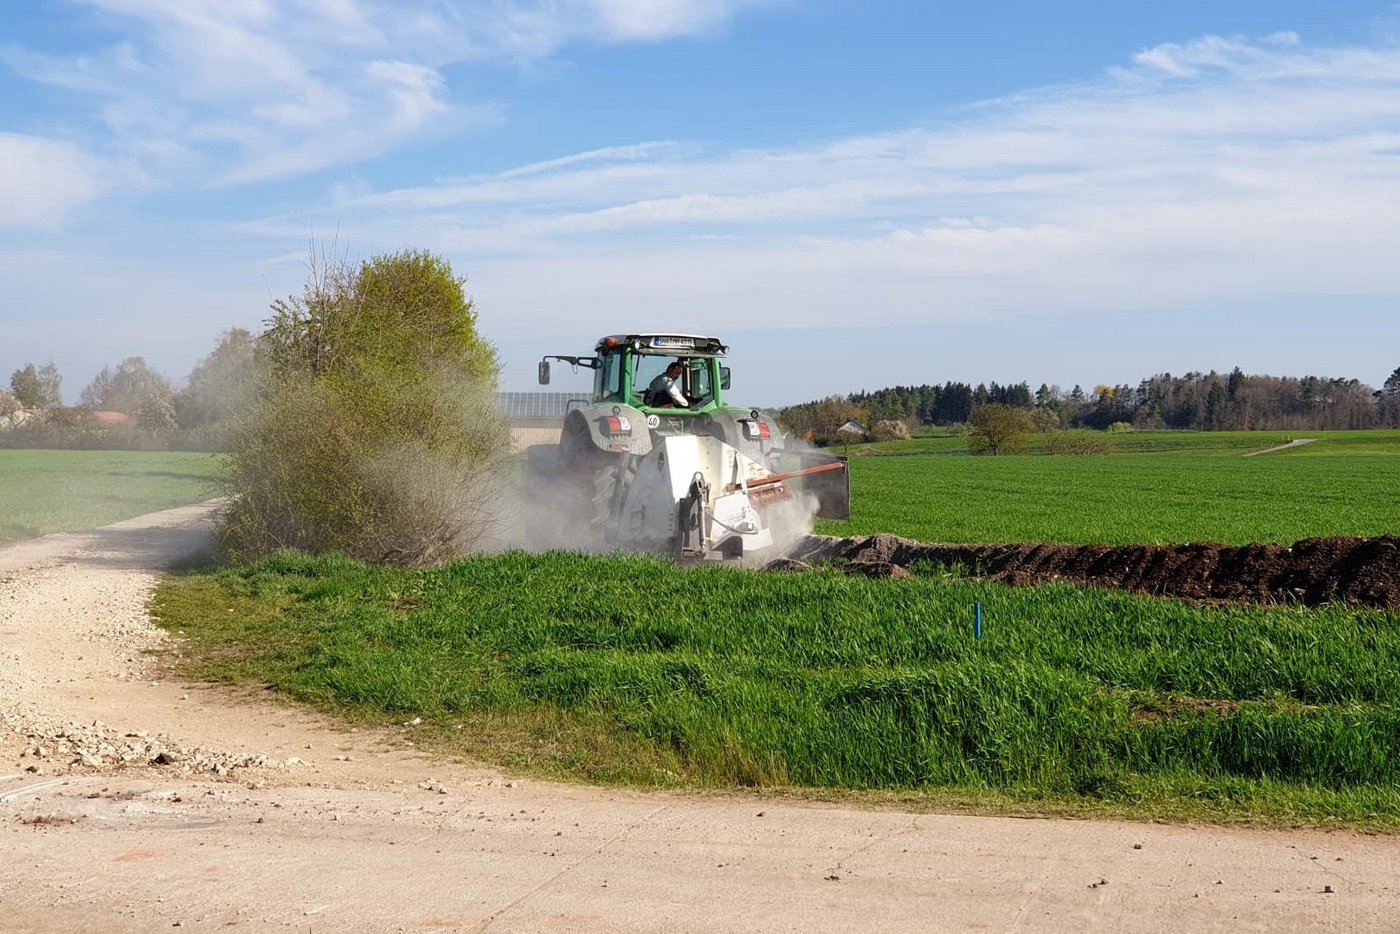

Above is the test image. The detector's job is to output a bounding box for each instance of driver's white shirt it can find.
[648,373,689,407]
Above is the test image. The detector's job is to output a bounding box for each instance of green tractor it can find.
[526,333,849,559]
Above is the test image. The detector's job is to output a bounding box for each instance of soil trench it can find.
[785,533,1400,610]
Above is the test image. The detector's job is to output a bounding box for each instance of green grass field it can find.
[121,427,1400,826]
[816,451,1400,544]
[852,428,1400,457]
[154,550,1400,827]
[0,450,226,544]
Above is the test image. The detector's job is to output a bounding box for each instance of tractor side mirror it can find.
[720,367,731,391]
[538,360,551,385]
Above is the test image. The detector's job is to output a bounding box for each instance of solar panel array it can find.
[496,392,589,420]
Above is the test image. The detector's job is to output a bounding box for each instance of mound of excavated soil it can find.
[783,533,1400,610]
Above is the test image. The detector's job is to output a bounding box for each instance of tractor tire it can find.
[587,456,624,529]
[560,414,624,530]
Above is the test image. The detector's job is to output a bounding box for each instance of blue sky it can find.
[3,0,1400,405]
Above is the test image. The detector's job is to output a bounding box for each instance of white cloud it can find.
[2,1,764,189]
[0,134,106,228]
[8,27,1400,399]
[227,33,1400,340]
[583,0,769,41]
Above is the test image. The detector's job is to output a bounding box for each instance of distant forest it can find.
[789,367,1400,433]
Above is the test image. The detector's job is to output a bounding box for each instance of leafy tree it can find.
[221,249,508,565]
[931,382,973,424]
[1203,381,1227,430]
[79,356,176,430]
[262,249,497,384]
[9,361,62,409]
[1227,366,1245,399]
[968,403,1034,455]
[1378,367,1400,428]
[1384,367,1400,396]
[175,328,258,430]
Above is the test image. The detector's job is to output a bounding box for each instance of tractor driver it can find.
[645,360,690,408]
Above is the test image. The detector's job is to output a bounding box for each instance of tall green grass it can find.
[0,450,226,543]
[816,452,1400,544]
[155,551,1400,824]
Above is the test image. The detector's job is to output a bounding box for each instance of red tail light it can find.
[743,419,771,440]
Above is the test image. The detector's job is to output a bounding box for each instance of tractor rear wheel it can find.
[588,456,625,529]
[561,415,624,530]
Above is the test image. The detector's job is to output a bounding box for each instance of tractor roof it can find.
[595,334,729,356]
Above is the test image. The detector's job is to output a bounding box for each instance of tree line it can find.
[782,367,1400,441]
[1,331,257,450]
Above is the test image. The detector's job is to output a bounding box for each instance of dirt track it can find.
[3,504,1400,932]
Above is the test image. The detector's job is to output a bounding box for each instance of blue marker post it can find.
[974,602,983,639]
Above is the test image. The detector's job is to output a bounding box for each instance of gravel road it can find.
[3,502,1399,933]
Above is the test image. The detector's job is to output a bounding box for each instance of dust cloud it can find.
[503,432,827,563]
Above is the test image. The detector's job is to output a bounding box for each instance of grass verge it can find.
[154,550,1400,829]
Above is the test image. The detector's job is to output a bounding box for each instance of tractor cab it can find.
[539,334,733,414]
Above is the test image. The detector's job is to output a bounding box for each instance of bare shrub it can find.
[1043,430,1114,455]
[871,419,911,442]
[1029,406,1060,432]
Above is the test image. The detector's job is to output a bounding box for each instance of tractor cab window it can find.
[632,355,678,405]
[689,360,712,399]
[595,351,623,402]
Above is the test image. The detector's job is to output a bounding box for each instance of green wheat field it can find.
[149,430,1400,827]
[6,439,1398,824]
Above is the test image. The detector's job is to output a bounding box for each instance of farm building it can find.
[496,391,587,451]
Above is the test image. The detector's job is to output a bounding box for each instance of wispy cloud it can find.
[0,133,107,228]
[225,32,1400,336]
[0,0,766,194]
[583,0,772,41]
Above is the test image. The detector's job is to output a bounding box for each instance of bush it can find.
[219,249,510,565]
[871,419,911,442]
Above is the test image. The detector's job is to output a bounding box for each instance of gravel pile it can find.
[3,707,303,778]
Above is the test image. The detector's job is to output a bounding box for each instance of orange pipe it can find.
[725,460,845,493]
